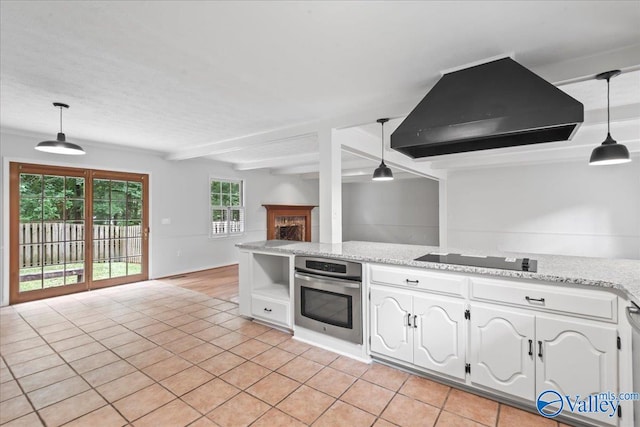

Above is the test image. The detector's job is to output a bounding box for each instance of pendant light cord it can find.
[380,121,385,162]
[59,105,63,133]
[606,76,611,135]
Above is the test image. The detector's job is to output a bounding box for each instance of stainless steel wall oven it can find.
[294,256,362,344]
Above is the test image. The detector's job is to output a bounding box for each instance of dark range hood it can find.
[391,58,584,158]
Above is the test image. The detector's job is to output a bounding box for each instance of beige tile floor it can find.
[0,280,573,427]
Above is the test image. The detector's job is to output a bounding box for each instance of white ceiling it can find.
[1,1,639,177]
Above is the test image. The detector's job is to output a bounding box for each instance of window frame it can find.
[209,177,245,238]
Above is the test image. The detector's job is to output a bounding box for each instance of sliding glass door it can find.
[12,164,88,301]
[9,163,149,303]
[91,172,147,289]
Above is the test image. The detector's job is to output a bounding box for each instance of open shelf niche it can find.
[251,252,291,303]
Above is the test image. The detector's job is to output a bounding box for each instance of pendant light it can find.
[589,70,630,166]
[372,118,393,181]
[35,102,85,155]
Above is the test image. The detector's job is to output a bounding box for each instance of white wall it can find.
[447,159,640,259]
[1,131,319,305]
[342,178,439,245]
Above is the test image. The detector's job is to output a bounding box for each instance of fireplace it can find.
[263,205,316,242]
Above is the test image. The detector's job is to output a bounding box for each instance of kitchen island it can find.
[237,240,640,304]
[237,240,639,427]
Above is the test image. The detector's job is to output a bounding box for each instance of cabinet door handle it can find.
[264,308,272,313]
[407,313,412,327]
[528,339,533,356]
[525,296,545,304]
[413,315,418,328]
[405,279,419,285]
[538,341,543,360]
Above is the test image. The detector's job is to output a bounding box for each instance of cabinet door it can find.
[413,295,466,379]
[370,286,413,363]
[470,304,535,400]
[536,316,618,426]
[238,251,251,317]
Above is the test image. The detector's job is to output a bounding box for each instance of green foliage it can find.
[20,174,142,225]
[20,174,85,221]
[210,179,241,208]
[93,180,142,224]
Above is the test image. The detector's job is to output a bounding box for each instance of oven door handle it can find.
[295,272,361,289]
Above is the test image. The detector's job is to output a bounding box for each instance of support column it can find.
[318,127,342,243]
[438,179,448,248]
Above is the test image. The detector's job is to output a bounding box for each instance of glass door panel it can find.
[91,176,147,288]
[13,167,87,301]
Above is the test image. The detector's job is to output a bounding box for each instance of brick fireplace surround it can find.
[262,205,315,242]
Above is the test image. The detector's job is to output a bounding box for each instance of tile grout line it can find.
[9,293,382,426]
[69,294,242,425]
[4,281,529,427]
[54,289,274,424]
[13,302,129,426]
[11,290,358,426]
[432,386,454,427]
[7,290,160,425]
[369,368,414,426]
[0,353,47,426]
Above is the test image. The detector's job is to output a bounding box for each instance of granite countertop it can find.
[236,240,640,305]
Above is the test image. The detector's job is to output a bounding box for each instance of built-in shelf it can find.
[239,250,294,328]
[252,283,289,302]
[252,253,291,295]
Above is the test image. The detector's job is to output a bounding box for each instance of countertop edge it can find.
[236,241,640,306]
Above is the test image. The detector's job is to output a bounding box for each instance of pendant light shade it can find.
[35,103,85,156]
[589,133,631,165]
[372,161,393,180]
[589,70,630,166]
[373,118,393,181]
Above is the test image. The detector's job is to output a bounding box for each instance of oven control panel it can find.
[305,260,347,274]
[294,256,362,280]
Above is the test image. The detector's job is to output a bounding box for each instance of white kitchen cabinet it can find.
[469,304,535,400]
[370,287,413,363]
[413,294,466,379]
[470,277,617,322]
[536,315,618,426]
[370,264,467,298]
[370,285,466,380]
[470,303,618,426]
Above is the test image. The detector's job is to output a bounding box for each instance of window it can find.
[210,178,244,237]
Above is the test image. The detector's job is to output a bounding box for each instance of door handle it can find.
[538,341,543,360]
[405,279,419,285]
[407,313,412,327]
[264,308,272,313]
[525,296,545,304]
[528,339,533,356]
[413,315,418,328]
[143,227,150,240]
[626,305,640,332]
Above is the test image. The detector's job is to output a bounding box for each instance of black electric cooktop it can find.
[414,253,537,272]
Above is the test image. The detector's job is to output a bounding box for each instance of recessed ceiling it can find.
[1,1,639,175]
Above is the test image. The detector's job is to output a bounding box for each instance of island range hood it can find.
[391,57,584,158]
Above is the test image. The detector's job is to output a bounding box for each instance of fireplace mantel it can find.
[262,204,316,242]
